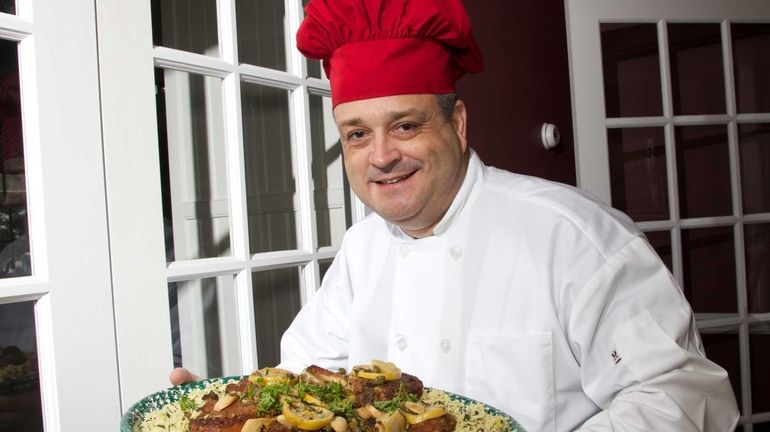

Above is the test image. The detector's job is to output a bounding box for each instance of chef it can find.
[278,0,740,430]
[172,0,740,430]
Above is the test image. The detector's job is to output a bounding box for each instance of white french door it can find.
[567,0,770,430]
[0,0,120,430]
[98,0,362,413]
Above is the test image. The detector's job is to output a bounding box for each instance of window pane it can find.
[645,230,672,273]
[307,60,323,79]
[732,23,770,114]
[0,302,43,431]
[319,258,333,282]
[682,226,737,313]
[236,1,287,71]
[675,125,732,218]
[745,223,770,314]
[151,0,219,57]
[0,40,29,278]
[601,23,662,118]
[157,69,231,261]
[0,0,14,14]
[751,321,770,413]
[242,83,298,253]
[738,123,770,215]
[668,24,726,115]
[252,267,302,368]
[700,327,742,413]
[169,276,236,378]
[309,94,348,248]
[607,127,669,222]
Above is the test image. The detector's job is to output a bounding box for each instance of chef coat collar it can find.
[389,149,484,240]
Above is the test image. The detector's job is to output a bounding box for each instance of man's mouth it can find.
[376,172,414,185]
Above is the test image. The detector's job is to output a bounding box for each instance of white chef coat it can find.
[279,150,739,432]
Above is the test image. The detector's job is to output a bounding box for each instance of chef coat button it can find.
[400,245,411,257]
[449,245,463,260]
[396,336,408,351]
[440,339,451,353]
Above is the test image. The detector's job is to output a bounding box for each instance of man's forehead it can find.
[333,94,437,126]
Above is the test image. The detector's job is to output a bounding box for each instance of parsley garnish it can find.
[178,395,197,412]
[372,383,418,413]
[257,382,292,415]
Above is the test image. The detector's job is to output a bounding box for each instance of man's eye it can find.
[395,123,417,133]
[347,130,366,141]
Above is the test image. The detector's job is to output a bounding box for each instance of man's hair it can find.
[436,93,460,121]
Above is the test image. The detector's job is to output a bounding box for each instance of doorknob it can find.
[541,123,560,149]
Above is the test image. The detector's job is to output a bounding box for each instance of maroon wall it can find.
[457,0,576,186]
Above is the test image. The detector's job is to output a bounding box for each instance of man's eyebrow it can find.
[337,108,427,129]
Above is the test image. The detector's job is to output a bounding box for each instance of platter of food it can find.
[122,360,525,432]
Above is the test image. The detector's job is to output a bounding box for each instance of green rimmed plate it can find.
[121,377,526,432]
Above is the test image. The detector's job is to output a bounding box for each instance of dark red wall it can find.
[457,0,576,186]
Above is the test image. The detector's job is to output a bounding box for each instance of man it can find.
[174,0,739,430]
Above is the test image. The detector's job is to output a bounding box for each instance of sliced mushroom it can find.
[213,393,237,412]
[330,416,349,432]
[375,411,407,432]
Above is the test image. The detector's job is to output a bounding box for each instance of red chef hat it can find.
[297,0,484,107]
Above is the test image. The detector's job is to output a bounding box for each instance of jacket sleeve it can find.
[569,236,739,431]
[277,248,352,374]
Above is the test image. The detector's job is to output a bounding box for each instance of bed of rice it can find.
[134,379,231,432]
[422,388,511,432]
[135,383,511,432]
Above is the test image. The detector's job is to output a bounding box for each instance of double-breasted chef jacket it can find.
[279,150,739,432]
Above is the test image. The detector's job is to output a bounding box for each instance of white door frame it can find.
[566,1,770,428]
[0,0,122,429]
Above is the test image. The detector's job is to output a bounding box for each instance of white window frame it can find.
[0,0,122,429]
[98,0,365,411]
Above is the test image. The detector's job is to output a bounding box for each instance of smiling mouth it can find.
[376,172,415,185]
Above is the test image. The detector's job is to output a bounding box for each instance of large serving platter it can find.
[121,376,526,432]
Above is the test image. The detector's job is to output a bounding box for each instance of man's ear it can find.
[452,99,468,153]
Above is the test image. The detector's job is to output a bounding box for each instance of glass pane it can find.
[242,83,298,253]
[668,24,726,115]
[600,23,662,118]
[0,41,30,278]
[157,69,230,261]
[682,226,737,313]
[645,230,673,273]
[252,267,302,368]
[608,127,669,221]
[310,94,348,248]
[732,24,770,114]
[151,0,219,57]
[169,276,235,377]
[738,123,770,215]
[307,60,323,79]
[750,321,770,413]
[745,223,770,314]
[237,1,287,70]
[675,125,732,218]
[756,422,770,432]
[319,258,333,282]
[0,0,14,14]
[700,327,742,413]
[0,302,43,431]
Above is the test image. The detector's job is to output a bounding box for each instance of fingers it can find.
[169,367,201,385]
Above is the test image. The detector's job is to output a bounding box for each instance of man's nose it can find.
[369,134,401,169]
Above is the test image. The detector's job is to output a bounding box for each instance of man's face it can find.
[334,94,468,238]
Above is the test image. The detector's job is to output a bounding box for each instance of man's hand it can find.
[169,367,201,386]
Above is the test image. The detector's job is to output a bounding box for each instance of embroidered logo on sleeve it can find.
[611,350,622,365]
